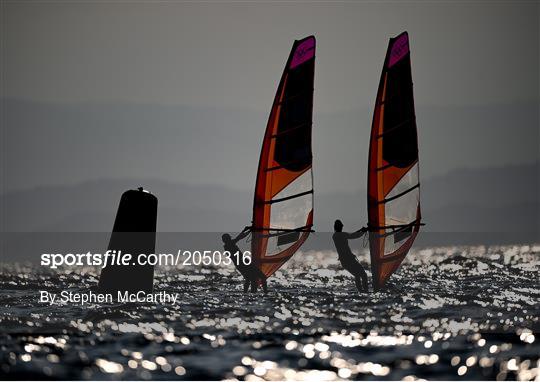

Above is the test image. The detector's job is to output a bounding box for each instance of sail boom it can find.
[368,221,424,230]
[252,225,314,233]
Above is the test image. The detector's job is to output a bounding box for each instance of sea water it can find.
[1,245,538,380]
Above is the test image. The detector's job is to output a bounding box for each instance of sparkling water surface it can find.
[1,245,539,380]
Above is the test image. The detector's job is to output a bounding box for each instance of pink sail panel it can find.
[388,33,409,68]
[290,36,316,69]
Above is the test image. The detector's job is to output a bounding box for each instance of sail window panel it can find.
[266,234,297,257]
[271,170,312,200]
[384,187,419,228]
[393,225,413,243]
[266,190,312,257]
[383,227,412,256]
[269,193,312,231]
[385,164,419,200]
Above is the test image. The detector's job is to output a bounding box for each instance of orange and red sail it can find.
[367,32,421,290]
[251,36,315,278]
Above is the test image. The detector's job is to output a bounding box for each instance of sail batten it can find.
[367,31,421,291]
[251,36,316,278]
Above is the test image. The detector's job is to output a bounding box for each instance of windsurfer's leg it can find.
[250,280,258,293]
[356,265,369,292]
[346,261,368,293]
[342,260,362,291]
[254,268,268,294]
[354,276,364,293]
[243,279,250,293]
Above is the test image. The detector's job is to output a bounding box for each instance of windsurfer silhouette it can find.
[332,219,369,293]
[222,227,268,293]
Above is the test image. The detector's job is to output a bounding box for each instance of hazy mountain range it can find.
[1,98,538,247]
[1,162,537,236]
[2,98,538,194]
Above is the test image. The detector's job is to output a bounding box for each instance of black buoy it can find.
[98,188,158,294]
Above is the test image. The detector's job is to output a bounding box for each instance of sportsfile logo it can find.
[40,250,252,269]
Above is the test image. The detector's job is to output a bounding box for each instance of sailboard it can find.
[367,32,422,291]
[251,36,316,278]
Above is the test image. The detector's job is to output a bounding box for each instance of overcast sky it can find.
[1,1,538,194]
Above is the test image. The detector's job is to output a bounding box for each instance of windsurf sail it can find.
[251,36,316,278]
[367,32,421,290]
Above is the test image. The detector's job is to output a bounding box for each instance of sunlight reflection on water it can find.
[0,245,539,380]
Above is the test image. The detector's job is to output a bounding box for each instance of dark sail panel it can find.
[383,44,418,168]
[274,46,315,172]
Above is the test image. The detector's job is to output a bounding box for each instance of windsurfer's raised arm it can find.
[232,226,252,243]
[347,226,368,240]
